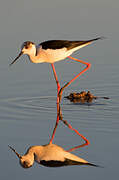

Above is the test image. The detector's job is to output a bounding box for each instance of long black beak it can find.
[9,51,23,66]
[8,145,22,159]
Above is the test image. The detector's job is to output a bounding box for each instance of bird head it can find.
[8,145,34,169]
[9,41,36,66]
[21,41,35,55]
[20,156,34,168]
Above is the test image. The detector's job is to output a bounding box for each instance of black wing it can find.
[40,159,99,167]
[40,37,102,50]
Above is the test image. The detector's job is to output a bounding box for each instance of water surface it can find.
[0,61,119,180]
[0,0,119,179]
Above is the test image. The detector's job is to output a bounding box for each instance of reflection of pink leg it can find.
[49,103,60,144]
[49,64,61,144]
[58,56,91,102]
[64,121,90,152]
[59,105,90,152]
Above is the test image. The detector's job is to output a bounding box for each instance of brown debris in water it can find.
[65,91,109,103]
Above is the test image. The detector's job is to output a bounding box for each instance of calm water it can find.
[0,57,119,179]
[0,0,119,179]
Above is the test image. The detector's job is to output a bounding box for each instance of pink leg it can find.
[51,63,60,95]
[58,105,90,152]
[49,60,91,144]
[58,56,91,102]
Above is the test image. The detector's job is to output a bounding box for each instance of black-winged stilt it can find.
[10,37,103,103]
[8,143,98,168]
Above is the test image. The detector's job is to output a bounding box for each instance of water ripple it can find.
[0,96,57,118]
[0,94,118,134]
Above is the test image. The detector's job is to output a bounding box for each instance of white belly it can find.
[39,48,74,63]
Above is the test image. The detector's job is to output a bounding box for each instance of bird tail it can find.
[89,36,105,43]
[75,36,105,50]
[64,158,102,167]
[82,163,103,168]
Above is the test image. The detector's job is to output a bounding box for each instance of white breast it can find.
[39,47,69,63]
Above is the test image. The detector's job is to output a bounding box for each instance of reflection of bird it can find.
[8,144,98,168]
[10,37,102,103]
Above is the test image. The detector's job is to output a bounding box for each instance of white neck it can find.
[20,146,43,166]
[27,146,43,159]
[27,47,45,64]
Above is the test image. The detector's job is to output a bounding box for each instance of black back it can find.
[40,40,89,50]
[40,38,102,50]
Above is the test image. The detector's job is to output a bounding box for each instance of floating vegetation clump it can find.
[65,91,109,103]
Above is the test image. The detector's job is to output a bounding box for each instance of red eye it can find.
[25,45,29,49]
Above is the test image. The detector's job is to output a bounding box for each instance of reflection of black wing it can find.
[40,38,102,50]
[40,158,98,167]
